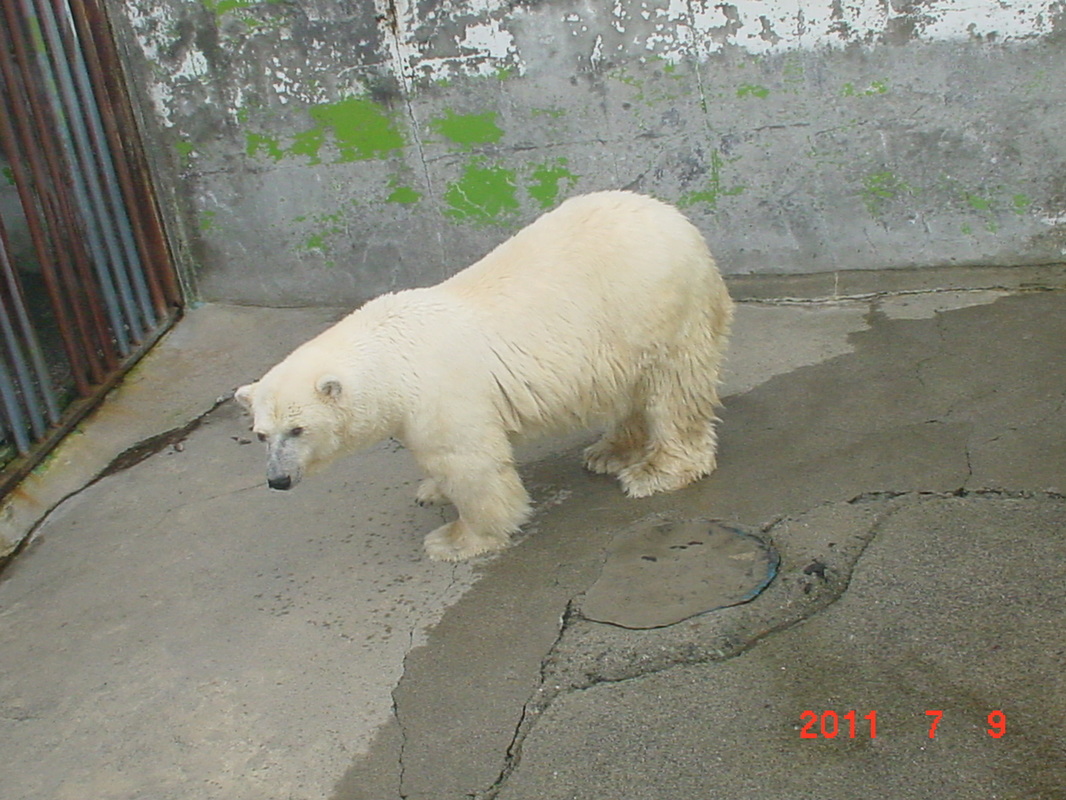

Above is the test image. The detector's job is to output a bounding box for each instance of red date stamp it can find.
[799,710,1007,739]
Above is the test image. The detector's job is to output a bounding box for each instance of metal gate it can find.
[0,0,181,495]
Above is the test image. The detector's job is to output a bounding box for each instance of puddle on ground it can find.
[580,517,779,629]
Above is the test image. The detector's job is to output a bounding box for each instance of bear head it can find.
[234,365,351,492]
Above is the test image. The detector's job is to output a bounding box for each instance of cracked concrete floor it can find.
[0,276,1064,800]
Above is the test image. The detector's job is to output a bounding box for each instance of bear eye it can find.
[289,426,305,437]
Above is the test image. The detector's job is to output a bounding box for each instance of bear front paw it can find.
[415,478,448,506]
[583,437,645,477]
[617,450,716,497]
[423,521,509,562]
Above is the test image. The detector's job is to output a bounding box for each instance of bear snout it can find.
[268,475,293,491]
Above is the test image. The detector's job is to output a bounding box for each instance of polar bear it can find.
[235,191,733,561]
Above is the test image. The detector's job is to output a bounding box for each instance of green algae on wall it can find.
[310,97,405,163]
[292,210,346,264]
[528,159,579,208]
[531,107,566,119]
[861,171,913,214]
[202,0,283,18]
[429,110,504,150]
[679,150,745,209]
[736,84,770,99]
[245,96,405,165]
[841,80,888,97]
[386,185,422,204]
[245,132,286,161]
[959,190,1032,234]
[444,160,519,223]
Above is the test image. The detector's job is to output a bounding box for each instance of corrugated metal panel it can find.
[0,0,181,495]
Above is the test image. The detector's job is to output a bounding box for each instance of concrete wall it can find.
[111,0,1066,306]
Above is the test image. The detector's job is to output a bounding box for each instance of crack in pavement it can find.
[474,496,887,798]
[479,597,579,799]
[740,281,1065,306]
[394,560,468,800]
[474,488,1050,799]
[0,397,229,575]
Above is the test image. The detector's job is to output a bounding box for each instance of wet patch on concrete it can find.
[4,290,1064,800]
[496,491,1066,800]
[579,517,779,629]
[541,497,900,694]
[334,291,1066,800]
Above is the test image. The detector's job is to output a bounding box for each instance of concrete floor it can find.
[0,268,1064,800]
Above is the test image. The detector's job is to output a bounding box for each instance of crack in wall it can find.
[376,0,445,278]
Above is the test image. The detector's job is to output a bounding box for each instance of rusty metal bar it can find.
[0,216,61,427]
[20,0,138,353]
[73,0,183,313]
[0,217,60,452]
[0,362,31,456]
[0,0,119,379]
[42,0,158,333]
[0,318,174,495]
[0,0,183,489]
[0,243,41,453]
[0,5,110,394]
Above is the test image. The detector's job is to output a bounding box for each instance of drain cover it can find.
[580,517,779,629]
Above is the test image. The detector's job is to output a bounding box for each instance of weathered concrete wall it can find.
[111,0,1066,305]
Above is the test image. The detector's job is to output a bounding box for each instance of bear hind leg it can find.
[617,354,723,498]
[583,411,649,476]
[617,417,719,498]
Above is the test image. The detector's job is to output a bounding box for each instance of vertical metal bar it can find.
[0,216,61,429]
[73,0,183,313]
[20,0,137,354]
[0,0,183,486]
[0,359,32,456]
[0,258,49,444]
[0,3,115,390]
[49,0,157,332]
[0,226,42,447]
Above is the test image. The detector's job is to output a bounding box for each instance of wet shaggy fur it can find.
[235,191,734,561]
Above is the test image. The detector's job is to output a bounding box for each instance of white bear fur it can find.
[235,191,734,561]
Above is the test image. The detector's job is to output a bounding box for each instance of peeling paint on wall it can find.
[616,0,1058,63]
[117,0,1066,305]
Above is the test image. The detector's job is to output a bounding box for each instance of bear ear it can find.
[316,374,343,400]
[234,383,255,411]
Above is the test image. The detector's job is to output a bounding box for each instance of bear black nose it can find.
[268,475,292,491]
